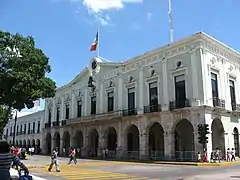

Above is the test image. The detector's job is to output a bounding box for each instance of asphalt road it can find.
[25,155,240,180]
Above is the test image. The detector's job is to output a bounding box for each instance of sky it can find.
[0,0,240,116]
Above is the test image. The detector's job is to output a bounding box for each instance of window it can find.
[24,124,26,134]
[230,80,236,110]
[107,92,114,112]
[128,88,135,115]
[28,123,30,134]
[211,73,219,106]
[33,122,35,133]
[65,104,70,119]
[37,121,40,133]
[20,125,22,134]
[6,129,8,137]
[149,82,158,105]
[48,110,51,125]
[10,127,12,135]
[16,125,19,135]
[77,101,82,117]
[91,96,97,115]
[56,107,60,122]
[174,75,186,108]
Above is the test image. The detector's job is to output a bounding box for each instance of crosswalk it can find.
[32,164,154,180]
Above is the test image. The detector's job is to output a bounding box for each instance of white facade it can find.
[42,32,240,161]
[3,110,45,152]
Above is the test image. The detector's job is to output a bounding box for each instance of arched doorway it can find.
[74,131,83,156]
[89,129,99,157]
[211,118,225,157]
[27,139,31,149]
[46,133,52,154]
[54,132,60,150]
[233,127,239,157]
[63,131,70,156]
[16,140,19,147]
[36,139,41,154]
[148,122,164,160]
[106,127,117,151]
[174,119,194,161]
[19,140,22,147]
[127,125,140,159]
[23,140,26,148]
[32,139,35,148]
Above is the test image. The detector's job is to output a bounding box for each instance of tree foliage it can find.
[0,29,56,129]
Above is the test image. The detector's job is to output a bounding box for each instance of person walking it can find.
[226,148,231,162]
[231,148,236,161]
[48,148,60,172]
[68,147,77,164]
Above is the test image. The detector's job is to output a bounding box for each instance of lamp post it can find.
[12,110,17,146]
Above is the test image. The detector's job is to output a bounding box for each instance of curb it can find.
[152,161,238,166]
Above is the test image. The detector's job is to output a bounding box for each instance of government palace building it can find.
[4,32,240,161]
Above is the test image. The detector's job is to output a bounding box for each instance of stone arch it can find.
[54,132,61,150]
[148,122,164,160]
[74,130,83,149]
[63,131,70,155]
[174,119,194,161]
[89,129,99,157]
[233,127,239,157]
[16,140,19,147]
[27,139,31,148]
[23,140,26,148]
[126,124,140,159]
[211,118,225,156]
[31,139,35,148]
[45,133,52,154]
[105,127,117,151]
[19,140,22,147]
[36,139,41,154]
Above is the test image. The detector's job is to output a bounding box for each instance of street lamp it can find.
[12,110,17,146]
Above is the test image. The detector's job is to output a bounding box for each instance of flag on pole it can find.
[90,31,99,51]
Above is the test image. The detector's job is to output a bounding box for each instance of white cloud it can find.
[82,0,143,12]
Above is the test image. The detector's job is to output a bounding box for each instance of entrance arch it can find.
[27,140,31,148]
[127,125,140,159]
[74,130,83,155]
[54,132,60,150]
[63,131,70,155]
[23,140,26,148]
[32,139,35,148]
[19,140,22,147]
[16,140,19,147]
[46,133,52,154]
[89,129,99,157]
[233,127,239,157]
[106,127,117,151]
[36,139,40,154]
[148,122,164,160]
[211,118,225,156]
[174,119,194,161]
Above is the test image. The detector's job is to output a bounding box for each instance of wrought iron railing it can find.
[212,97,225,108]
[169,99,191,111]
[122,108,138,116]
[144,104,161,114]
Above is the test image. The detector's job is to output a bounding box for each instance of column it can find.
[162,59,169,111]
[118,77,123,110]
[116,121,123,158]
[138,68,144,114]
[98,83,104,113]
[60,97,64,120]
[82,127,89,157]
[206,131,212,162]
[139,132,148,160]
[84,88,88,116]
[164,131,172,160]
[190,49,200,106]
[44,101,48,124]
[51,99,56,122]
[71,93,75,118]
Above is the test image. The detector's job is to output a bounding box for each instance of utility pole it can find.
[12,110,17,146]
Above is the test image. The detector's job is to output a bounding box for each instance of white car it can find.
[10,168,47,180]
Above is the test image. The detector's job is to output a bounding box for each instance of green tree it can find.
[0,30,56,133]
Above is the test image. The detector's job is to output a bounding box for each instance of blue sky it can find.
[1,0,240,116]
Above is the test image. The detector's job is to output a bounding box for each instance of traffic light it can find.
[204,124,210,134]
[198,124,210,144]
[198,124,203,144]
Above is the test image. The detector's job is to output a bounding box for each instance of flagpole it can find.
[97,12,100,58]
[168,0,174,43]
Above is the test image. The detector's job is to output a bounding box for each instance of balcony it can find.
[144,104,161,114]
[231,102,240,111]
[61,120,67,126]
[53,121,60,127]
[213,97,225,108]
[169,99,191,111]
[122,108,138,116]
[45,122,51,128]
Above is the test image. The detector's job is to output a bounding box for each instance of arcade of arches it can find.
[43,117,240,161]
[11,139,41,154]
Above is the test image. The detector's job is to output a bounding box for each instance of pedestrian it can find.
[0,141,29,180]
[226,148,231,162]
[68,147,77,164]
[48,148,60,172]
[231,148,236,161]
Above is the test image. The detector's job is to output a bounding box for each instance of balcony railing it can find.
[231,102,240,111]
[144,104,161,114]
[53,121,60,127]
[45,122,51,128]
[212,97,225,108]
[61,120,67,126]
[169,99,191,111]
[122,108,138,116]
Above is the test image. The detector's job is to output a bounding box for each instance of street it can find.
[24,155,240,180]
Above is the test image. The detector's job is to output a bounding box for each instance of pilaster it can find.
[117,77,123,110]
[98,83,104,113]
[60,97,64,120]
[139,132,148,160]
[162,59,169,111]
[71,93,75,118]
[138,68,144,114]
[84,88,88,116]
[51,99,56,122]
